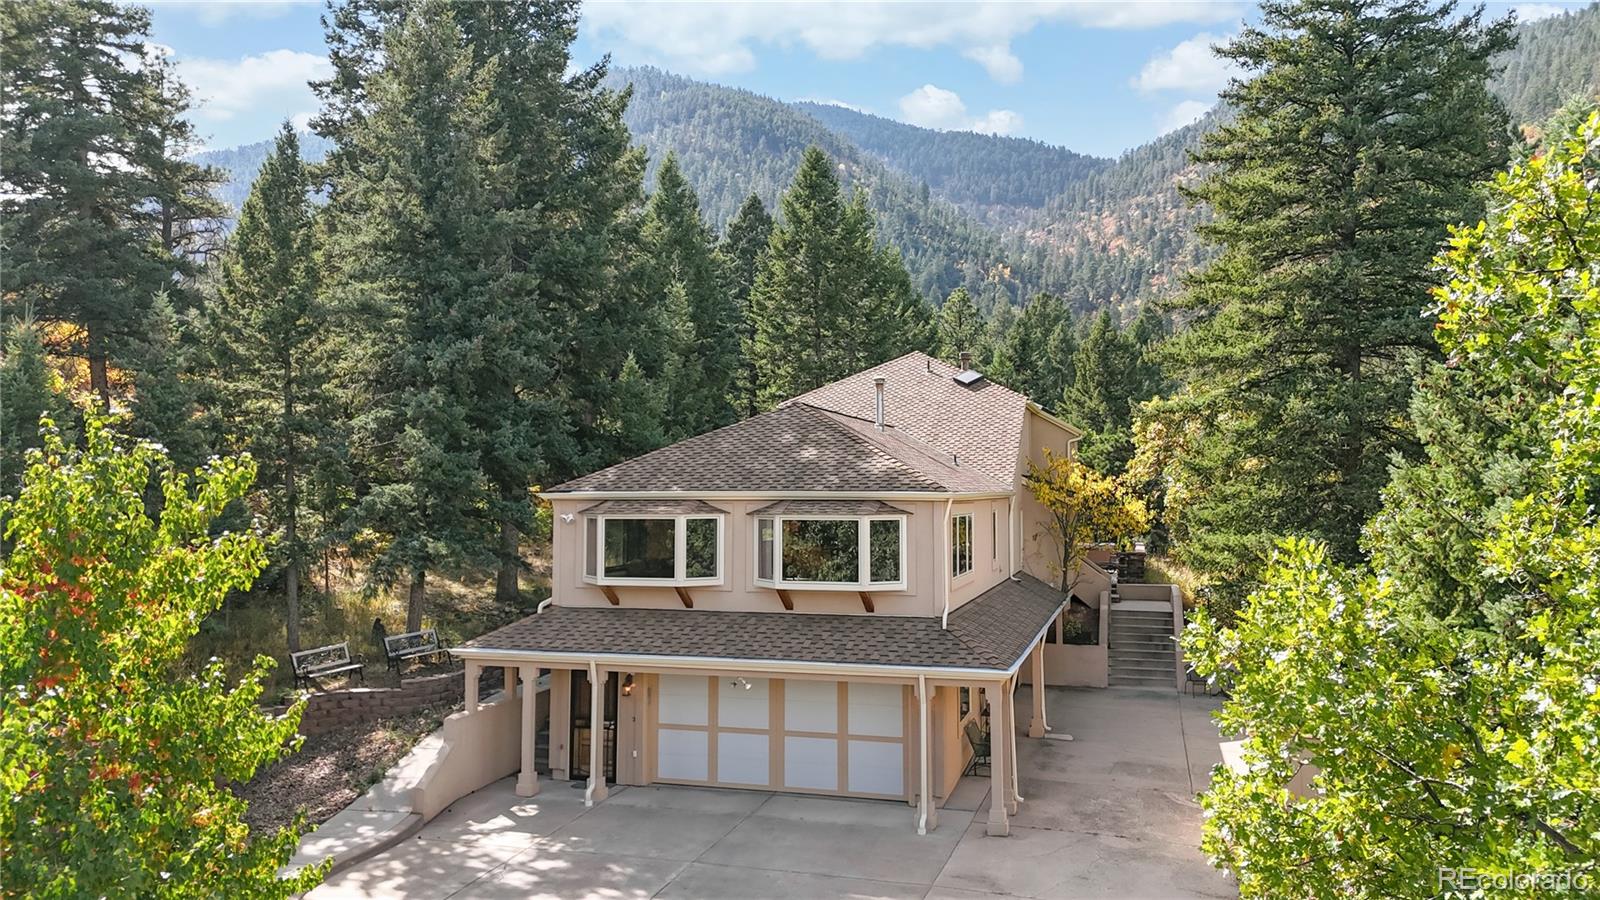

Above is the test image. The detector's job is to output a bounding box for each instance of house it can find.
[448,351,1122,836]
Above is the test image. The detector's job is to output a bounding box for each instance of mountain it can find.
[194,131,334,210]
[196,4,1600,317]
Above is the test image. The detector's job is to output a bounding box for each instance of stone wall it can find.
[273,667,510,736]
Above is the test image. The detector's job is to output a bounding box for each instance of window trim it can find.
[951,512,974,580]
[582,514,724,587]
[753,513,908,592]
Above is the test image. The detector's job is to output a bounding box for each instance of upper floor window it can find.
[583,514,723,586]
[754,514,906,591]
[952,513,973,578]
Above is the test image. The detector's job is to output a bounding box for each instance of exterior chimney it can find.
[873,376,886,431]
[958,350,973,370]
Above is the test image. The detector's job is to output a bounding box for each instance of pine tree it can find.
[0,1,202,409]
[642,153,737,438]
[935,286,984,365]
[125,293,207,473]
[718,194,773,418]
[210,124,341,653]
[0,318,73,502]
[1148,0,1515,588]
[1064,310,1146,474]
[991,292,1074,407]
[333,0,498,629]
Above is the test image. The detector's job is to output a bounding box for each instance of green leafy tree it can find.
[719,193,774,418]
[0,1,211,409]
[1184,110,1600,898]
[642,153,737,437]
[211,124,343,652]
[935,286,984,365]
[0,416,324,896]
[1148,0,1515,596]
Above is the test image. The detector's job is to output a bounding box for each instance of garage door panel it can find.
[716,732,769,785]
[847,740,903,795]
[784,680,838,733]
[659,674,708,726]
[783,736,838,791]
[847,683,903,738]
[657,728,709,781]
[717,677,770,730]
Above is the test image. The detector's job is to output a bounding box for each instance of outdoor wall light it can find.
[621,674,634,696]
[559,513,575,524]
[731,677,752,690]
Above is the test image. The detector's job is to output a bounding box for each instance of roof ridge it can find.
[788,403,948,492]
[812,407,1006,489]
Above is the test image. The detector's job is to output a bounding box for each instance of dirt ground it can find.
[239,702,454,833]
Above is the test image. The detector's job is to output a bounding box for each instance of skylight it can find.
[953,369,985,387]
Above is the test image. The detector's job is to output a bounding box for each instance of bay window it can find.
[583,514,723,585]
[755,514,906,590]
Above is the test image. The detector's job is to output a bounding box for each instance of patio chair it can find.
[963,720,991,775]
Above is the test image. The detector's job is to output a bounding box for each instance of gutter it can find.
[447,646,1022,682]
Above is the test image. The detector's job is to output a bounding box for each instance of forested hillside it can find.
[197,3,1600,318]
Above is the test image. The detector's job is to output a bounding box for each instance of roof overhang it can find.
[578,498,728,516]
[448,647,1021,682]
[747,499,914,517]
[541,489,1014,502]
[1027,401,1084,440]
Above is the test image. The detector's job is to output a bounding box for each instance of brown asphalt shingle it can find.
[459,574,1065,672]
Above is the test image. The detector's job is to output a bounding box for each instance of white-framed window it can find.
[582,515,723,586]
[754,515,906,591]
[952,513,973,579]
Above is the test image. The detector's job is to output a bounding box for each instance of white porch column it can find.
[463,660,480,713]
[1028,642,1048,738]
[516,664,541,797]
[916,675,937,835]
[1006,677,1023,814]
[585,662,609,806]
[984,682,1009,836]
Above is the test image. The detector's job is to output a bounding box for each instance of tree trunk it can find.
[88,349,111,413]
[496,514,520,604]
[284,371,301,653]
[407,569,425,632]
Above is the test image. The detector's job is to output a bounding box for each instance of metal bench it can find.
[383,628,446,674]
[290,642,365,691]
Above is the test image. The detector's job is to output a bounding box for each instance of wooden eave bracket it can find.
[859,591,875,613]
[674,586,694,608]
[600,585,620,606]
[776,588,794,611]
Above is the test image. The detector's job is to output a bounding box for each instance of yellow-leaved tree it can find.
[1025,449,1150,598]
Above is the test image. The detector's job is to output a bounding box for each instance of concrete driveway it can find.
[308,687,1234,900]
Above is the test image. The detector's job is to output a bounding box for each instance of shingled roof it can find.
[548,399,1005,494]
[458,574,1065,673]
[789,352,1038,485]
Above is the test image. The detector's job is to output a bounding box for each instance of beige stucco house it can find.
[449,351,1116,836]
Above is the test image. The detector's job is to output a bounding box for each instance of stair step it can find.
[1110,649,1175,663]
[1109,635,1176,649]
[1114,610,1172,621]
[1110,627,1174,639]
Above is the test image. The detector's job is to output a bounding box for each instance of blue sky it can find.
[149,0,1581,158]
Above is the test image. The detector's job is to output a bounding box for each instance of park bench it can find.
[290,642,365,691]
[383,627,447,674]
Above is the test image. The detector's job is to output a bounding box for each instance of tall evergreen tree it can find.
[333,0,498,629]
[750,147,925,405]
[125,293,207,473]
[642,153,737,437]
[0,318,73,502]
[1064,310,1160,474]
[320,0,645,604]
[210,124,341,652]
[935,286,984,365]
[1147,0,1515,589]
[991,292,1074,407]
[719,194,773,418]
[0,1,208,409]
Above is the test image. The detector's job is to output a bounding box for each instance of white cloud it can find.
[289,111,316,132]
[796,97,872,113]
[175,49,331,125]
[1158,99,1212,135]
[964,45,1024,83]
[897,84,1022,136]
[580,0,1241,81]
[1133,32,1239,94]
[1511,3,1571,22]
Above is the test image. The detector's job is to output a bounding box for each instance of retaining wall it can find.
[271,667,509,736]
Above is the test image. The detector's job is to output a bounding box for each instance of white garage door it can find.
[654,676,904,798]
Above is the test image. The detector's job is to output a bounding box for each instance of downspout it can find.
[916,673,932,835]
[940,497,955,629]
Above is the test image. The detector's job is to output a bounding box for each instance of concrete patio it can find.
[307,686,1233,899]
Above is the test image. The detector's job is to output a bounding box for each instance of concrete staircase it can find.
[1108,607,1177,690]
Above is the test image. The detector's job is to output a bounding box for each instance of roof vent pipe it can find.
[873,376,886,431]
[958,350,972,370]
